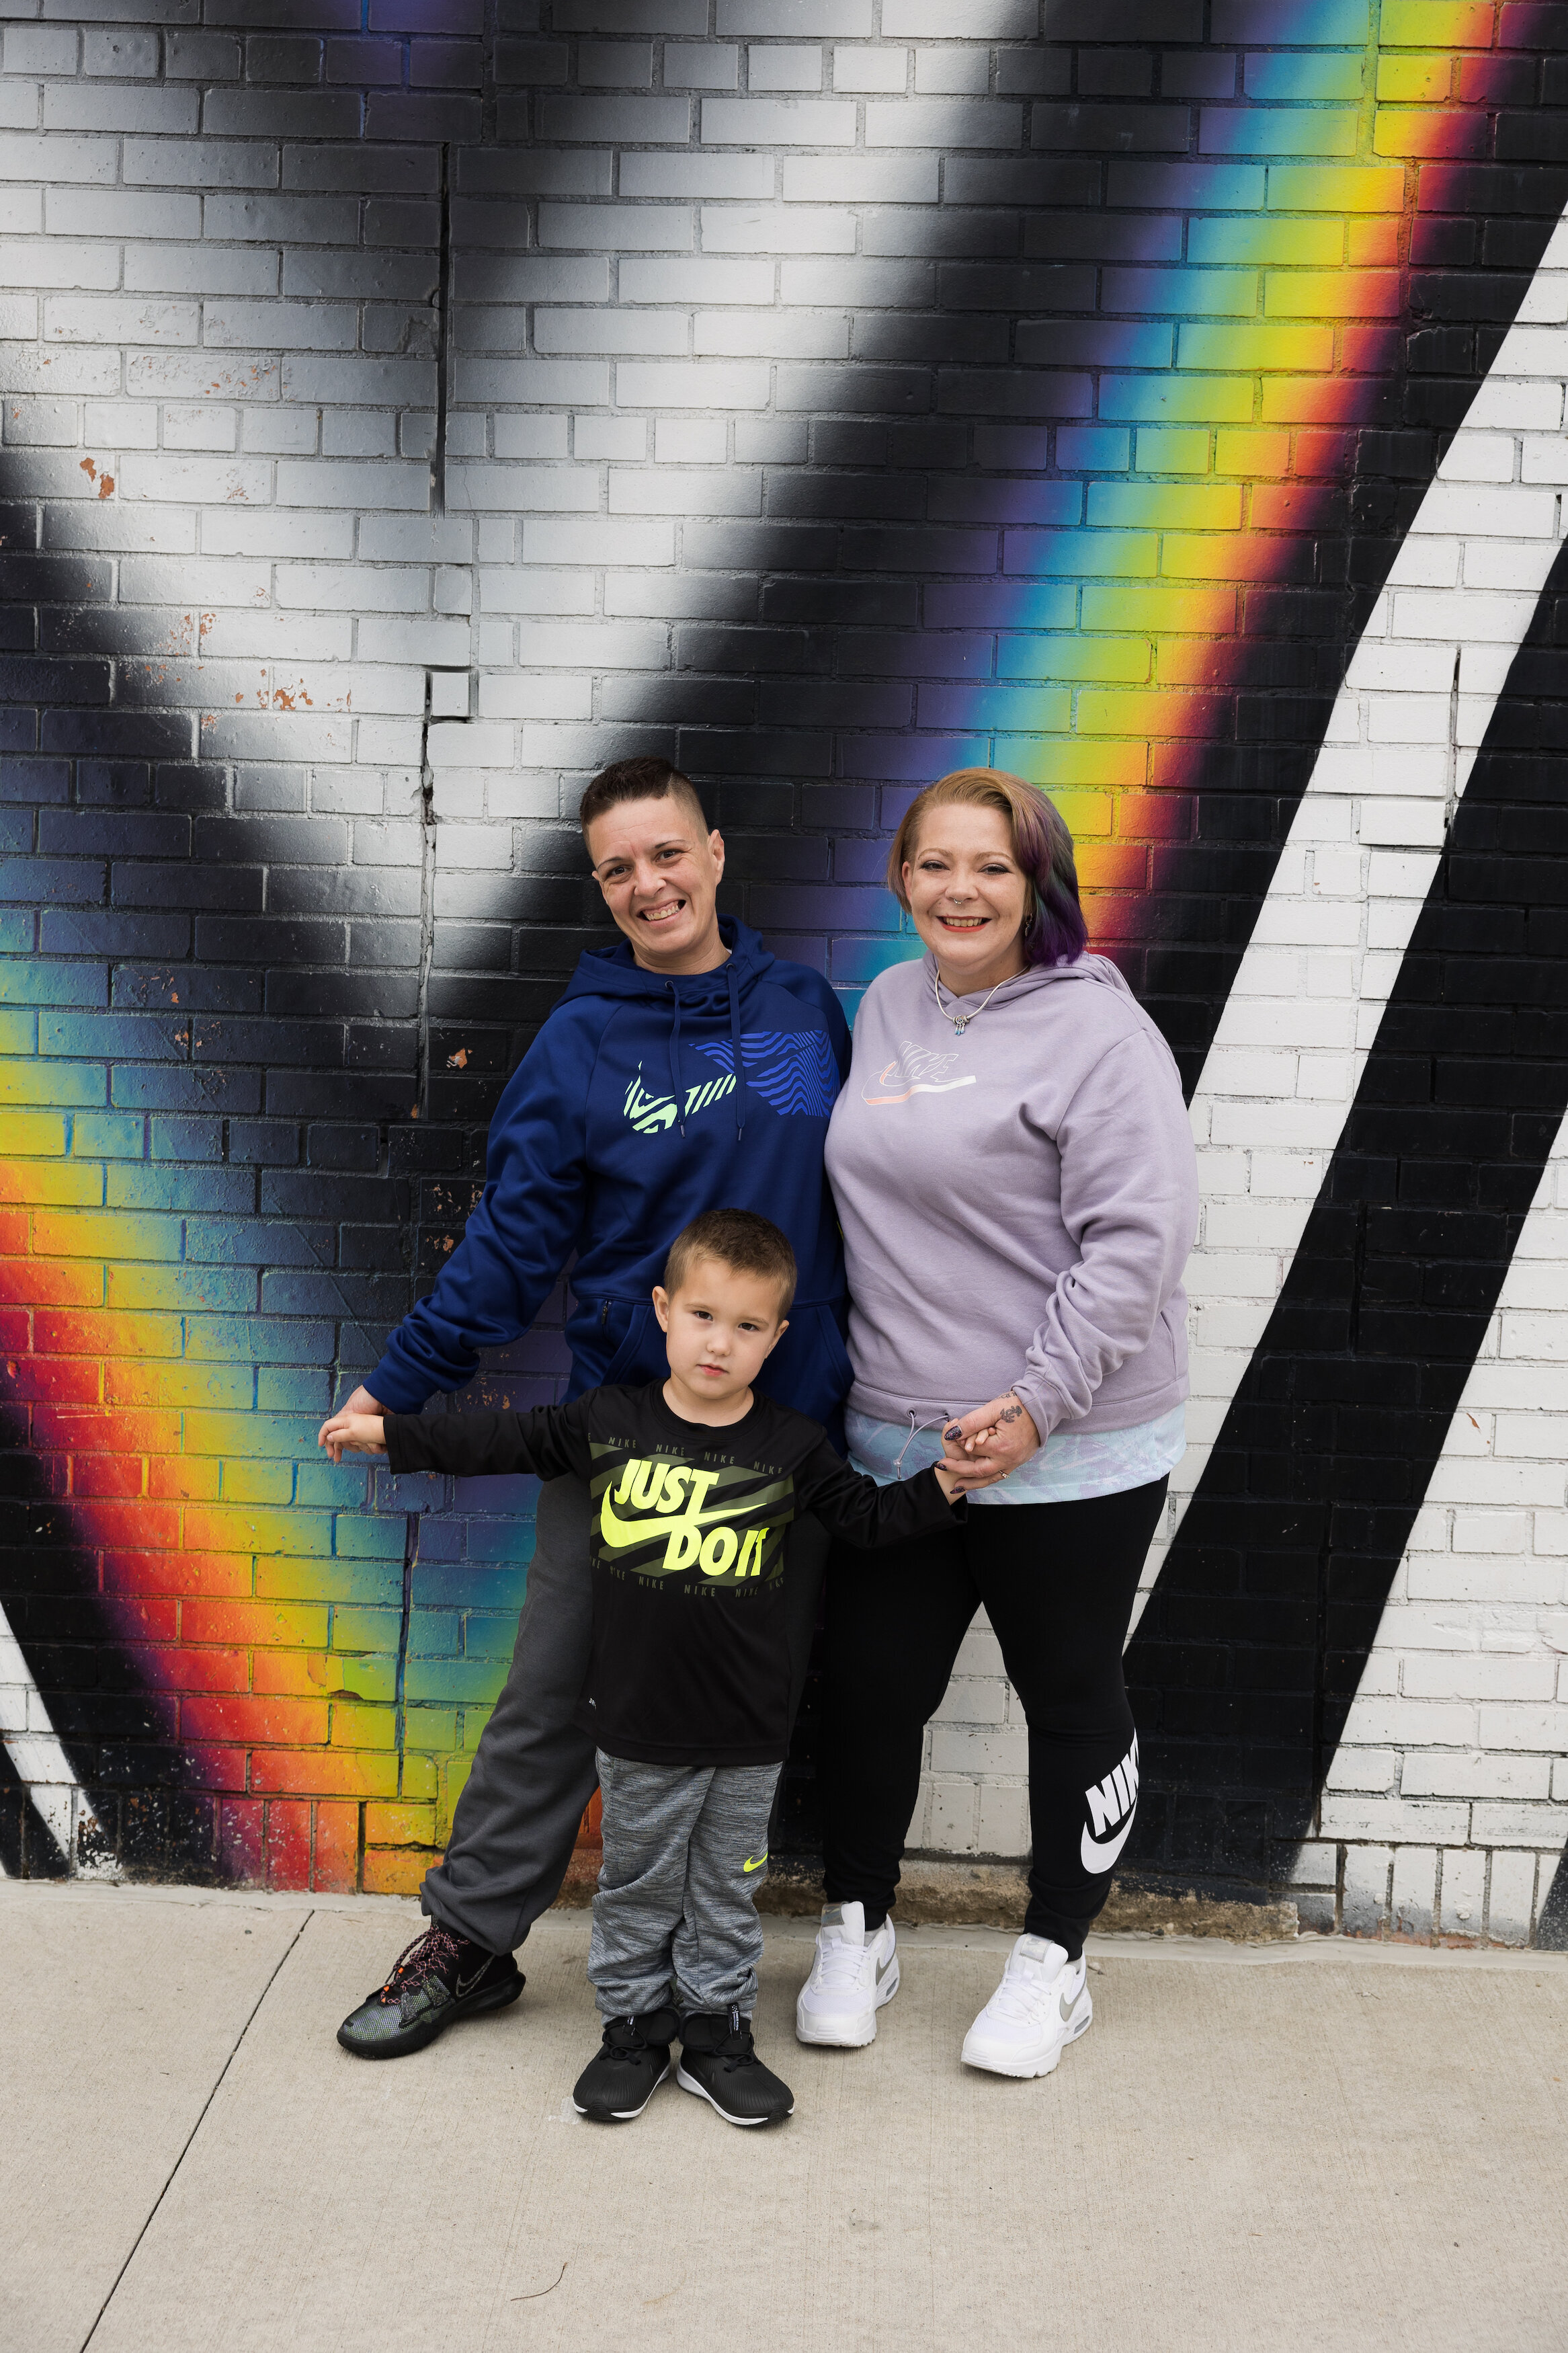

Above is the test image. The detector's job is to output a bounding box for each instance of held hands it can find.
[319,1410,388,1462]
[939,1392,1041,1492]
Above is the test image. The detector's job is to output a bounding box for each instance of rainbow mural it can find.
[2,0,1563,1892]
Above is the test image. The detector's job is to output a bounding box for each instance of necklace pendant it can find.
[952,1019,966,1035]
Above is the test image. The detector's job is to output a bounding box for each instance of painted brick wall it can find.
[3,0,1568,1945]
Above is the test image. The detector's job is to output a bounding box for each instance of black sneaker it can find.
[336,1924,523,2059]
[677,2006,794,2127]
[572,2007,680,2122]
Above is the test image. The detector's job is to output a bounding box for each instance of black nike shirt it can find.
[383,1380,957,1766]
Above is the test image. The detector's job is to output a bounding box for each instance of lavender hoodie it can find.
[823,951,1199,1443]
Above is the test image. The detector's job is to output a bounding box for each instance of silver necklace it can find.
[932,967,1010,1036]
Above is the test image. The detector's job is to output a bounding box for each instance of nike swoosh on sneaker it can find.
[1081,1814,1135,1872]
[742,1853,768,1874]
[454,1965,491,1998]
[1059,1986,1082,2022]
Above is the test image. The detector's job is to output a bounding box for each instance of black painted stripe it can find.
[1124,533,1568,1913]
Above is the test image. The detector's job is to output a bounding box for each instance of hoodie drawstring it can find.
[726,962,747,1138]
[667,984,686,1137]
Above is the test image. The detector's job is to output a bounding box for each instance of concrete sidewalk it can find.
[5,1884,1565,2353]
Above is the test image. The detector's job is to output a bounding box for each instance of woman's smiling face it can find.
[903,801,1031,996]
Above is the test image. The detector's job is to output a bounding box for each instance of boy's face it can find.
[652,1258,789,1409]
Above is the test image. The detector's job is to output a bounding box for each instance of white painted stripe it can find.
[1,1607,106,1874]
[1136,210,1568,1621]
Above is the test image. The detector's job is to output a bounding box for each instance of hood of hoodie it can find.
[561,914,773,1138]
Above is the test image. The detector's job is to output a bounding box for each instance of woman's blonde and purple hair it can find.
[886,768,1089,969]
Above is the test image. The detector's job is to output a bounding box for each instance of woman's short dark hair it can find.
[886,768,1089,969]
[663,1209,797,1315]
[578,756,708,840]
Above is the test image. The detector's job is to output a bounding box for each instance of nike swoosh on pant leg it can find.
[1081,1816,1135,1872]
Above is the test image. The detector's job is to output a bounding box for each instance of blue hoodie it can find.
[369,918,856,1432]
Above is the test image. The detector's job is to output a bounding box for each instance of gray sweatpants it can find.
[421,1474,826,1958]
[589,1751,781,2019]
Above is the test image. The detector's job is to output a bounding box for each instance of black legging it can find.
[821,1477,1167,1958]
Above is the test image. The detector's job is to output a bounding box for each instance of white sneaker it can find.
[794,1901,899,2047]
[960,1936,1091,2079]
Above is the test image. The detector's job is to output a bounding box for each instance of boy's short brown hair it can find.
[579,755,708,842]
[663,1209,797,1316]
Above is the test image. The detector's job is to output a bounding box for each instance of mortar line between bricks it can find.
[76,1908,317,2353]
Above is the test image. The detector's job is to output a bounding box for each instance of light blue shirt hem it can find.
[846,1404,1186,1507]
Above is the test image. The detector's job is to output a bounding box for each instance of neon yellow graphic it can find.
[742,1853,768,1874]
[601,1458,778,1574]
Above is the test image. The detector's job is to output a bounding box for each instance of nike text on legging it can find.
[820,1477,1168,1960]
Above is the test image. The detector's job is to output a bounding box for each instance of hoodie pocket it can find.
[600,1300,656,1386]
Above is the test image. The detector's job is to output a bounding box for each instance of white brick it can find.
[1321,1796,1470,1843]
[4,24,79,72]
[1485,1849,1538,1945]
[665,42,739,90]
[1401,1652,1552,1700]
[866,96,1023,146]
[694,313,849,357]
[534,310,690,356]
[782,153,938,201]
[276,461,429,511]
[1476,1702,1568,1751]
[929,1725,1029,1776]
[1401,1752,1553,1800]
[161,405,239,453]
[44,85,196,134]
[614,360,770,408]
[620,153,773,199]
[748,44,823,91]
[934,1675,1008,1725]
[610,469,759,515]
[619,257,774,304]
[1438,1847,1486,1936]
[7,243,120,291]
[523,518,674,565]
[512,620,668,669]
[1287,1841,1337,1889]
[834,46,908,91]
[882,0,1034,25]
[1341,1845,1391,1936]
[1471,1800,1568,1846]
[977,1782,1030,1858]
[477,674,593,721]
[120,452,269,506]
[539,202,692,249]
[204,301,358,352]
[702,97,855,144]
[1389,1847,1436,1941]
[921,1774,979,1853]
[1325,1747,1396,1793]
[446,464,599,514]
[0,132,116,186]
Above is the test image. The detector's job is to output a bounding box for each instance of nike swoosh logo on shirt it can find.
[742,1853,768,1874]
[1081,1816,1136,1873]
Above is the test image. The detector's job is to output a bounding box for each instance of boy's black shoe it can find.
[336,1924,522,2059]
[677,2005,794,2127]
[572,2007,680,2121]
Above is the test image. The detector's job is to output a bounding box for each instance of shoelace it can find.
[813,1935,875,1991]
[377,1924,463,2005]
[985,1961,1061,2026]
